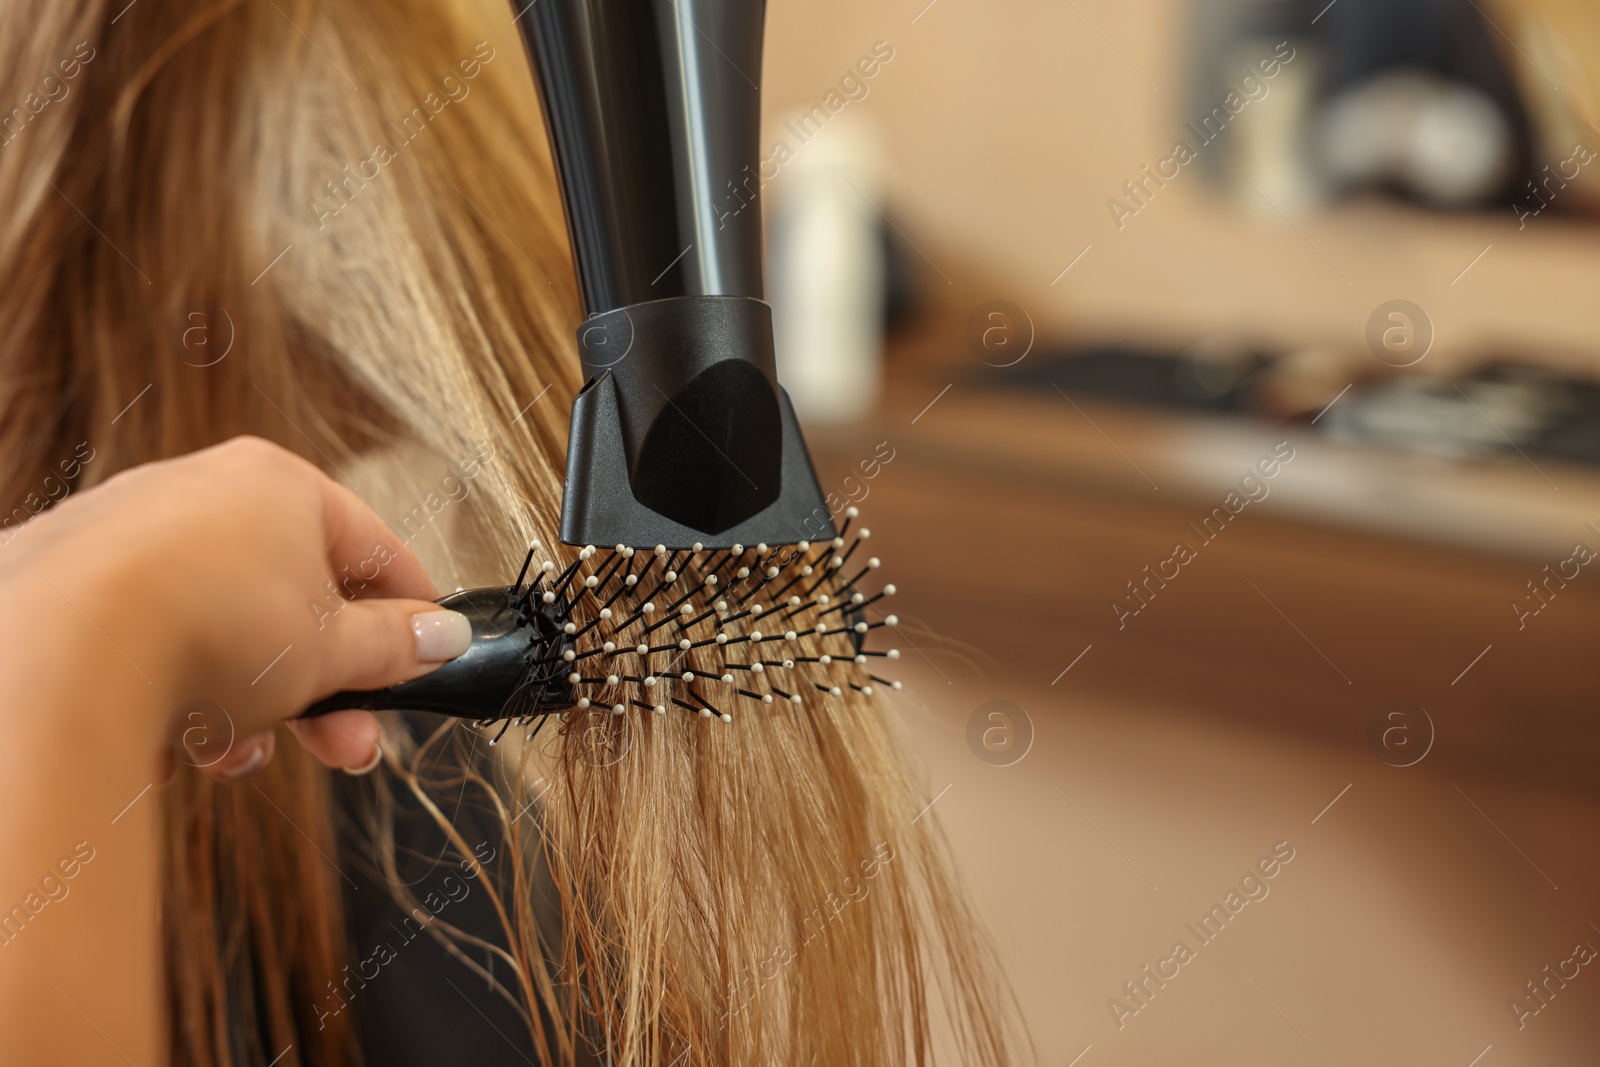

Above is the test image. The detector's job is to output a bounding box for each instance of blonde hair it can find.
[0,1,1020,1064]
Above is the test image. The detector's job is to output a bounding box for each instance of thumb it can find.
[312,599,473,697]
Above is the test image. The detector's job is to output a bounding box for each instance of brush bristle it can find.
[482,509,901,741]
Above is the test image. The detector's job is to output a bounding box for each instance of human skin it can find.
[0,436,470,1064]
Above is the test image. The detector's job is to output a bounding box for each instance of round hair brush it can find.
[305,514,902,737]
[303,0,897,729]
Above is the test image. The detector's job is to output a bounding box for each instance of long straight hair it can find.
[0,1,1021,1064]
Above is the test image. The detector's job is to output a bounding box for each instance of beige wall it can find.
[763,0,1600,375]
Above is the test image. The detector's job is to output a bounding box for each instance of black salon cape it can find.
[330,714,598,1067]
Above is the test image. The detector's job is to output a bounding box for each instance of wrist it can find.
[0,562,176,746]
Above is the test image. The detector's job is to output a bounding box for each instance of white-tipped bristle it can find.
[606,674,620,686]
[784,630,798,641]
[700,707,713,718]
[791,694,803,705]
[832,556,843,567]
[888,649,901,659]
[600,607,612,620]
[892,680,904,691]
[543,591,556,604]
[750,604,764,615]
[720,712,732,723]
[642,602,656,614]
[852,592,865,604]
[751,631,763,642]
[833,537,845,548]
[680,603,694,617]
[815,623,828,634]
[715,599,728,612]
[654,704,667,715]
[530,539,543,552]
[655,544,667,555]
[798,540,811,551]
[884,583,897,595]
[757,543,769,554]
[625,575,638,586]
[715,633,729,644]
[765,566,779,579]
[584,575,598,588]
[862,685,875,696]
[644,675,658,687]
[562,650,577,663]
[693,541,704,551]
[781,659,795,669]
[678,639,691,650]
[682,671,694,682]
[869,557,881,568]
[854,654,868,664]
[819,654,832,664]
[818,594,831,606]
[845,506,859,518]
[581,545,595,559]
[735,567,749,579]
[721,673,733,683]
[886,614,899,625]
[602,641,616,653]
[752,662,765,673]
[664,570,677,582]
[636,643,648,655]
[860,528,871,539]
[854,622,868,633]
[614,544,625,553]
[762,694,774,704]
[577,697,591,708]
[540,560,556,573]
[612,704,625,715]
[563,622,578,634]
[704,574,718,586]
[830,686,843,697]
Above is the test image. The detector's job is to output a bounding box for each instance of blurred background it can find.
[757,0,1600,1062]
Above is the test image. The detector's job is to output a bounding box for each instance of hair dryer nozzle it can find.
[562,295,832,549]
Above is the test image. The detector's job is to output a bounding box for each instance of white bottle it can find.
[767,115,886,424]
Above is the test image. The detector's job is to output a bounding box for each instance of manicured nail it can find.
[412,609,472,663]
[343,743,383,777]
[219,737,269,780]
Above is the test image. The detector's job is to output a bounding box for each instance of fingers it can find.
[311,599,472,697]
[192,719,386,779]
[285,713,383,774]
[317,476,438,604]
[201,729,276,780]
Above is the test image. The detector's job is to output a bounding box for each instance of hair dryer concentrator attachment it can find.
[563,295,832,548]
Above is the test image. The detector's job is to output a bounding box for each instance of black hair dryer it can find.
[512,0,835,550]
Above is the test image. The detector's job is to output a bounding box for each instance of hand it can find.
[0,435,471,777]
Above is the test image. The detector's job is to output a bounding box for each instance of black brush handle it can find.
[516,0,767,314]
[302,587,573,720]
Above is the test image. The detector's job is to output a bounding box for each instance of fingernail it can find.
[412,609,472,663]
[219,737,269,780]
[343,743,383,777]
